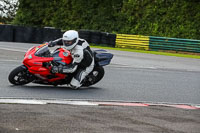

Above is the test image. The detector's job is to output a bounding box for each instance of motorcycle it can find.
[8,43,113,88]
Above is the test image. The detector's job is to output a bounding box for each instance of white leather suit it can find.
[48,35,94,89]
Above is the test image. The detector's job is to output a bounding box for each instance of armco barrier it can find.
[0,25,62,44]
[42,28,62,42]
[0,25,13,42]
[90,31,101,44]
[1,25,200,53]
[108,33,116,47]
[78,30,116,47]
[78,30,91,43]
[116,34,149,50]
[13,26,35,43]
[101,32,109,45]
[115,33,200,53]
[0,26,116,46]
[31,28,44,43]
[150,36,200,53]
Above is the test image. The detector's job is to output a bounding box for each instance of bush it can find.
[13,0,200,40]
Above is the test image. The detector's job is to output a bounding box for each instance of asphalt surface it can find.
[0,103,200,133]
[0,42,200,132]
[0,42,200,104]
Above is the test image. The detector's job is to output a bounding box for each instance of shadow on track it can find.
[8,85,102,91]
[6,85,104,100]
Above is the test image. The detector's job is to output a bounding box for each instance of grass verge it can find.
[91,45,200,59]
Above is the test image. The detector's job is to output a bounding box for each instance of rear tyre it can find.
[8,65,34,85]
[82,66,105,87]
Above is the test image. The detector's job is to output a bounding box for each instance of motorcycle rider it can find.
[48,30,94,89]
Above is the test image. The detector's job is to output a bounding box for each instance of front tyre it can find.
[8,65,34,85]
[82,66,105,87]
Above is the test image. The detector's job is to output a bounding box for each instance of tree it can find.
[12,0,200,39]
[0,0,19,23]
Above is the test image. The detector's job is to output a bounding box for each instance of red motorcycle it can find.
[8,43,113,88]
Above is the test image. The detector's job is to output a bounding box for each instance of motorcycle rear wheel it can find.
[82,66,105,87]
[8,65,34,85]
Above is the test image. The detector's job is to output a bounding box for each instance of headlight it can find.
[28,55,32,59]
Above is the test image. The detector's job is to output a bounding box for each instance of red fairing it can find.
[23,45,54,68]
[57,48,73,64]
[22,44,71,82]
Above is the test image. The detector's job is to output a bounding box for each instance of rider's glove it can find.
[62,63,78,73]
[51,65,65,73]
[51,66,59,73]
[51,64,77,74]
[48,41,56,47]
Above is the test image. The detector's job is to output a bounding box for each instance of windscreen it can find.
[35,45,49,56]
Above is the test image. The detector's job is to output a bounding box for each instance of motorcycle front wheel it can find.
[8,65,34,85]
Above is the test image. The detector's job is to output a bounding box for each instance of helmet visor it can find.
[63,38,77,47]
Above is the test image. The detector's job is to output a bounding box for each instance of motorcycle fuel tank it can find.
[52,48,73,65]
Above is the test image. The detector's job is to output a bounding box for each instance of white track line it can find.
[0,98,199,109]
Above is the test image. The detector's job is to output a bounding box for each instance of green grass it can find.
[91,45,200,59]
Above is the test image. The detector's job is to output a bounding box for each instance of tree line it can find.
[1,0,200,39]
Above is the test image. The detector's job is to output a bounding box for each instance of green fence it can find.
[116,34,200,53]
[150,36,200,53]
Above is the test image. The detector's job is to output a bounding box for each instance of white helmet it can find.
[62,30,79,50]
